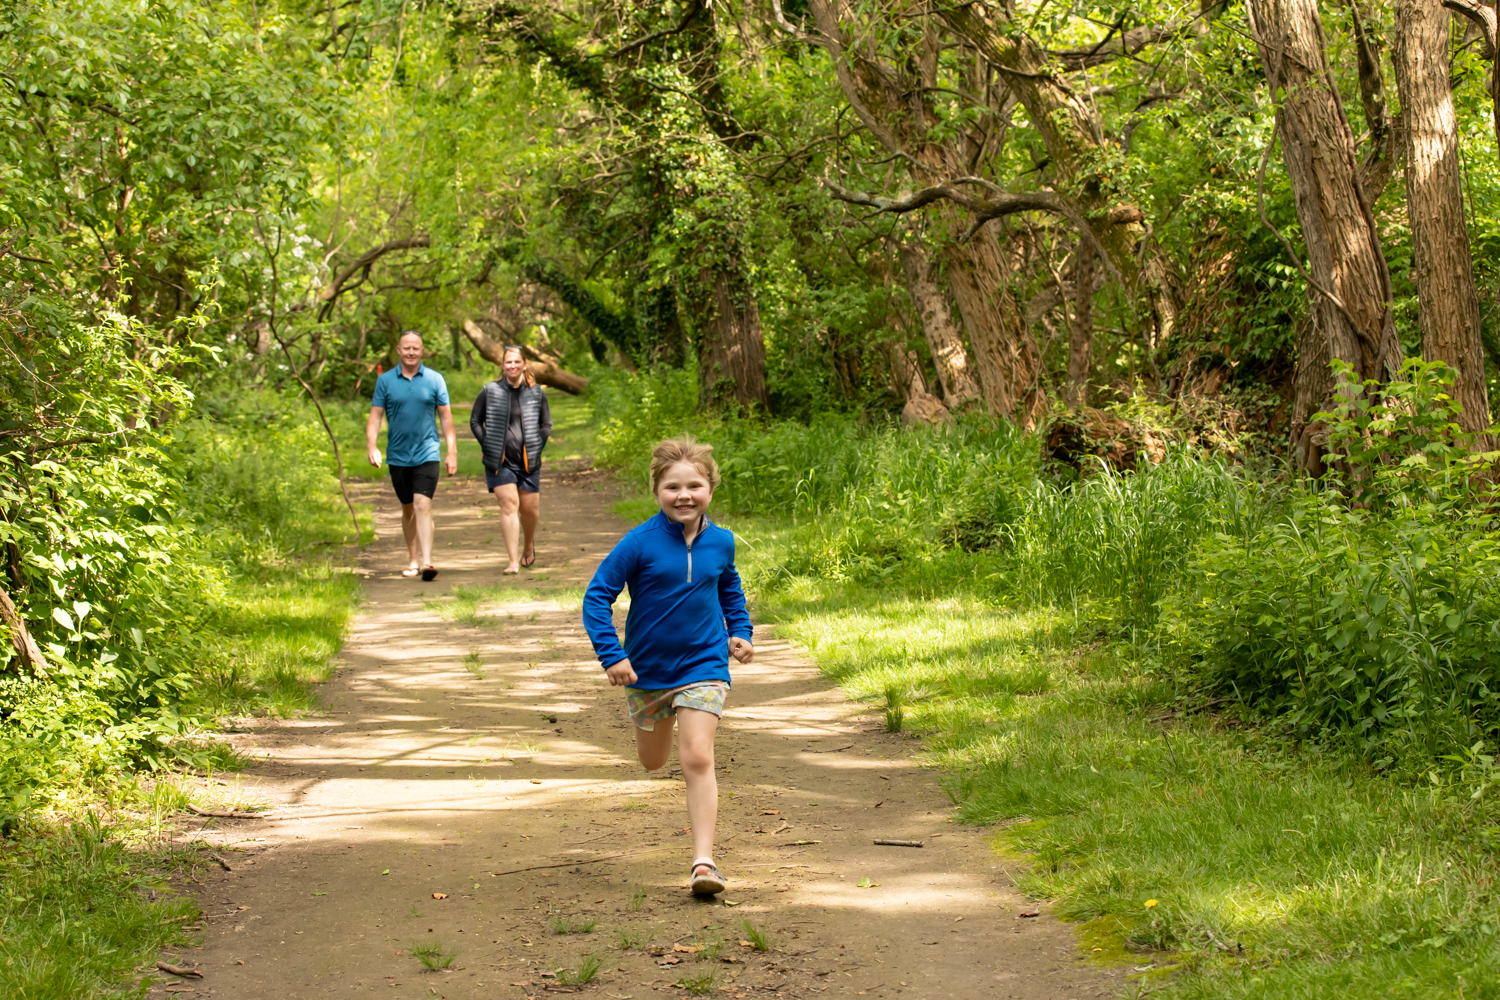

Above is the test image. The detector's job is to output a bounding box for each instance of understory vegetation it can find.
[594,368,1500,999]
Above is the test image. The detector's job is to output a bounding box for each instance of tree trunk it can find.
[0,585,48,678]
[943,226,1046,427]
[1246,0,1402,463]
[1394,0,1493,433]
[695,264,771,412]
[900,242,982,408]
[1067,239,1096,409]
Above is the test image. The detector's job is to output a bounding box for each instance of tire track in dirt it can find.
[160,464,1115,1000]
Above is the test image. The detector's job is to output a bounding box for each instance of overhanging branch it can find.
[316,236,432,319]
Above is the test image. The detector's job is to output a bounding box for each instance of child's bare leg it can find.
[675,708,719,864]
[635,719,675,771]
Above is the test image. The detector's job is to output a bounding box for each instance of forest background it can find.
[4,0,1500,997]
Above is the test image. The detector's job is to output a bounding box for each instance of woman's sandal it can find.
[401,566,421,578]
[690,861,726,896]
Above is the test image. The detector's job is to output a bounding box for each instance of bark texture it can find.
[900,243,982,407]
[1394,0,1493,432]
[1246,0,1402,461]
[694,266,771,412]
[1067,240,1096,409]
[0,586,47,678]
[945,227,1046,427]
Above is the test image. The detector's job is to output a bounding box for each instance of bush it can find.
[1165,496,1500,754]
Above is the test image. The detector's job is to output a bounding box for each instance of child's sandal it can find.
[690,861,726,896]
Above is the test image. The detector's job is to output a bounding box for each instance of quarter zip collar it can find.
[658,511,707,583]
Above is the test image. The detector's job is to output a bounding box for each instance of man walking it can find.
[367,331,457,580]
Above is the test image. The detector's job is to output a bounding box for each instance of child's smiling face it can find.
[655,460,714,525]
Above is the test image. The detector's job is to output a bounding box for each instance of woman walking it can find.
[470,346,551,574]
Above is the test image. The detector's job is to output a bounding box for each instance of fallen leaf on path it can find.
[722,900,740,906]
[311,892,327,896]
[855,878,880,888]
[760,810,779,815]
[657,957,683,967]
[1019,908,1041,918]
[380,869,389,875]
[873,801,884,808]
[672,944,700,953]
[510,982,531,987]
[432,893,448,899]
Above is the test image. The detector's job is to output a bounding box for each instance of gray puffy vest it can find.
[474,381,546,471]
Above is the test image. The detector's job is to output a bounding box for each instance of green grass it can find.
[739,920,771,952]
[614,926,649,949]
[676,971,717,995]
[556,952,603,986]
[409,941,456,971]
[550,916,597,935]
[744,541,1500,1000]
[0,820,200,999]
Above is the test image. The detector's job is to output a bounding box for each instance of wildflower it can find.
[1144,899,1158,908]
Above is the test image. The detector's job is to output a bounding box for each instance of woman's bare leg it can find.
[519,490,540,562]
[493,483,521,573]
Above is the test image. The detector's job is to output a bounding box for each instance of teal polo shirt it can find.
[371,365,450,467]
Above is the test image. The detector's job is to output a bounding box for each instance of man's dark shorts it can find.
[486,462,541,494]
[389,462,440,505]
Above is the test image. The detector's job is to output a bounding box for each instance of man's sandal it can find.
[420,566,438,582]
[690,862,726,896]
[520,550,536,569]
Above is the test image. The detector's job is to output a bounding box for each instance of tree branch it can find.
[1443,0,1498,58]
[612,0,707,58]
[316,236,431,318]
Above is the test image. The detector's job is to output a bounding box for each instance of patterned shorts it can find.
[626,681,729,732]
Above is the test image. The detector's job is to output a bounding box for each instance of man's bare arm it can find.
[366,407,385,467]
[437,404,457,476]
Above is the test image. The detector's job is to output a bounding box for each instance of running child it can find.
[582,435,753,896]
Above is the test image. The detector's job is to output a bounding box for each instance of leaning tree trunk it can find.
[1246,0,1403,465]
[1394,0,1493,433]
[899,241,982,408]
[943,224,1046,427]
[1067,238,1096,409]
[694,263,771,413]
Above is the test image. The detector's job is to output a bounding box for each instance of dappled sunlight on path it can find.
[167,463,1112,1000]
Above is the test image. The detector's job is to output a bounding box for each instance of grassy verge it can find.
[1,396,367,999]
[719,531,1500,1000]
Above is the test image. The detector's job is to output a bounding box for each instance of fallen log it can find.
[461,320,589,395]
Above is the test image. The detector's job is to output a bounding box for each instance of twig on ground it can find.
[873,839,924,848]
[188,805,272,820]
[156,962,203,978]
[806,744,854,753]
[209,854,233,871]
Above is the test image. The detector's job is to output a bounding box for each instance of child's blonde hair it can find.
[650,435,721,494]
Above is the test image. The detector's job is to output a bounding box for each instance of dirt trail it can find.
[162,465,1114,1000]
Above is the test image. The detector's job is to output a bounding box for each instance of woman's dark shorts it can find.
[486,462,541,494]
[389,461,439,505]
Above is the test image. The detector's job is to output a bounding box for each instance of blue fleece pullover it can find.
[582,511,752,689]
